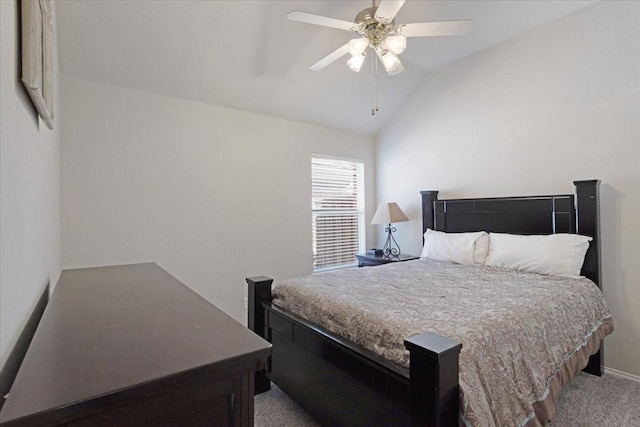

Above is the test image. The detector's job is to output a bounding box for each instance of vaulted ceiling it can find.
[56,1,597,136]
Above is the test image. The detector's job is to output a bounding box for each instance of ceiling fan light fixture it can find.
[348,38,369,56]
[347,53,366,72]
[380,50,401,74]
[388,59,404,76]
[383,34,407,54]
[287,1,471,111]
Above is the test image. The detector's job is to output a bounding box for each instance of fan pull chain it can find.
[371,52,379,115]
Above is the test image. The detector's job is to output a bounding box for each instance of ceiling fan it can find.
[287,0,472,76]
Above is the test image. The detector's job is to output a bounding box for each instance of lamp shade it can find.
[348,38,369,56]
[371,202,409,225]
[383,35,407,54]
[347,53,366,72]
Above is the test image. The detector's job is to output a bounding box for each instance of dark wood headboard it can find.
[420,180,601,287]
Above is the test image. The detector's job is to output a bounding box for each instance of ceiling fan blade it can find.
[287,11,356,31]
[309,44,351,71]
[399,20,472,37]
[397,19,473,37]
[375,0,406,22]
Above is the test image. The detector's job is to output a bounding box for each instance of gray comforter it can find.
[272,259,613,427]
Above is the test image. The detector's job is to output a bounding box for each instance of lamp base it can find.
[382,223,401,258]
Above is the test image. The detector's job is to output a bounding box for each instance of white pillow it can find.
[420,229,490,266]
[484,233,592,278]
[474,233,490,265]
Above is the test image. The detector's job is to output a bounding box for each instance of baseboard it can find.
[604,367,640,383]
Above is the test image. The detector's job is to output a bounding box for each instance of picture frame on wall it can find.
[21,0,55,130]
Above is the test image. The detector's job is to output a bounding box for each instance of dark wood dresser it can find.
[0,263,271,426]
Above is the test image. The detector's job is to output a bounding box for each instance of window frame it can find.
[311,154,366,272]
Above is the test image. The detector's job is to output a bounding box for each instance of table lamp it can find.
[371,202,409,257]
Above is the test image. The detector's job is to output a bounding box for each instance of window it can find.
[312,156,365,271]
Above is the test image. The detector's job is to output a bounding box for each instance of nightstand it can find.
[355,254,420,267]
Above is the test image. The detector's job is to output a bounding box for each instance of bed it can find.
[246,180,612,427]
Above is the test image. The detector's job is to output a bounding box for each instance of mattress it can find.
[272,259,614,427]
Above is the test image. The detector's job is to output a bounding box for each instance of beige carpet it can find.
[552,372,640,426]
[255,372,640,426]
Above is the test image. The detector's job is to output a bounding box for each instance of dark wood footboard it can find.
[247,276,462,427]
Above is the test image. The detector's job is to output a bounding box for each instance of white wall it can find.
[376,1,640,377]
[61,75,375,323]
[0,0,61,369]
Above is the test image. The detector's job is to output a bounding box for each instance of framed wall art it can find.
[21,0,55,130]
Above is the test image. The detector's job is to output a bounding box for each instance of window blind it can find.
[312,157,365,271]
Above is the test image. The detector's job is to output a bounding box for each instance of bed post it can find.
[246,276,273,393]
[573,180,604,377]
[405,332,462,427]
[573,180,601,288]
[421,190,439,234]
